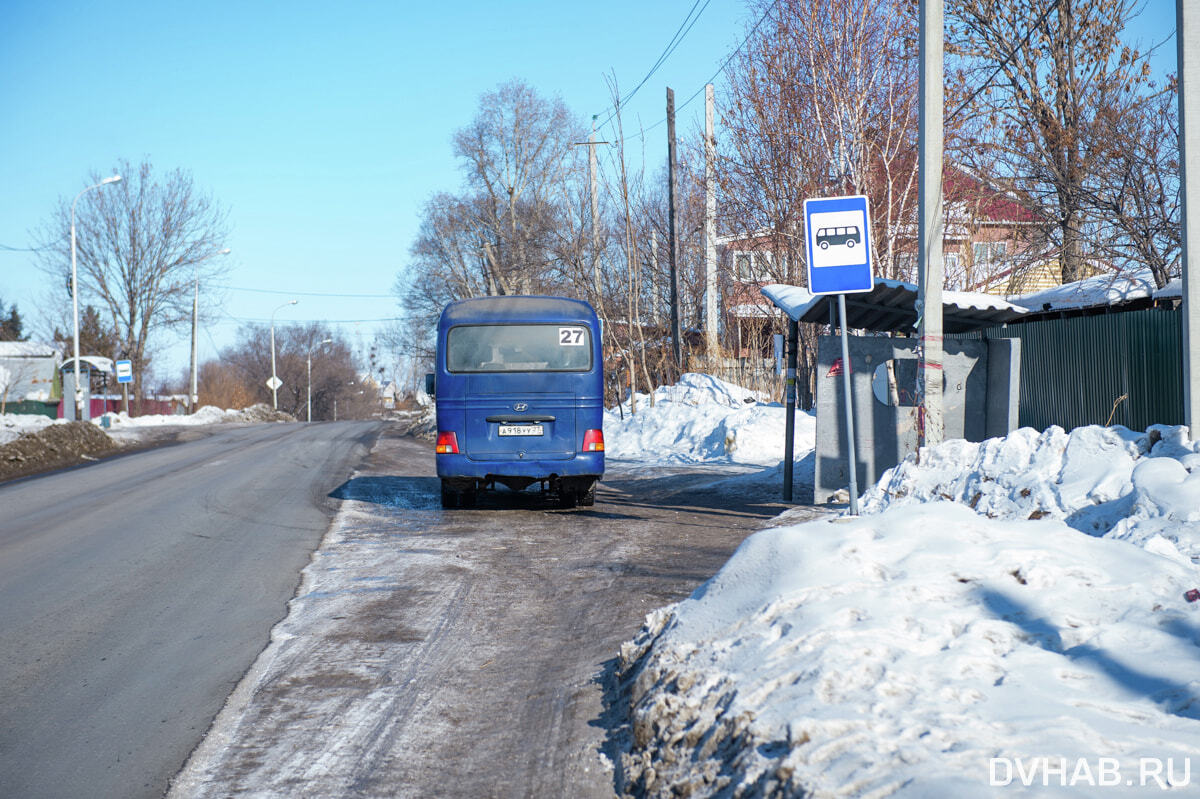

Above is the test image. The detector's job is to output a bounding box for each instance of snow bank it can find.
[99,403,294,428]
[619,423,1200,796]
[0,413,62,445]
[621,503,1200,797]
[863,424,1200,561]
[605,373,813,467]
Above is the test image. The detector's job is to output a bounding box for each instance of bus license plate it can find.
[498,424,544,437]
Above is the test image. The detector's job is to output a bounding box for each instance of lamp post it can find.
[191,248,231,412]
[306,338,333,422]
[270,300,298,410]
[71,174,122,420]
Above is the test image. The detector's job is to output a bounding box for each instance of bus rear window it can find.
[446,324,592,373]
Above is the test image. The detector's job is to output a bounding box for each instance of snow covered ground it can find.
[620,420,1200,797]
[0,404,290,446]
[604,373,814,469]
[0,413,60,445]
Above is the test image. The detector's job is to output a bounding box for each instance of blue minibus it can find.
[427,295,604,509]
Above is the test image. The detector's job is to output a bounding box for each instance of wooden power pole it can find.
[666,87,683,372]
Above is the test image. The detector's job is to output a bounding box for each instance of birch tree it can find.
[452,79,587,295]
[37,158,230,408]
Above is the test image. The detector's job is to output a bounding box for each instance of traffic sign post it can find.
[803,195,875,515]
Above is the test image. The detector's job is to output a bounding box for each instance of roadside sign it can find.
[266,376,283,391]
[115,360,133,384]
[803,194,874,295]
[802,194,872,515]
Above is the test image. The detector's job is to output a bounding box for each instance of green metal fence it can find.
[967,307,1183,432]
[1,400,59,419]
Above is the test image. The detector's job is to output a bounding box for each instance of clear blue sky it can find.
[0,0,749,382]
[0,1,1176,384]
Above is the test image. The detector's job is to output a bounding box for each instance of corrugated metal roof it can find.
[761,280,1027,333]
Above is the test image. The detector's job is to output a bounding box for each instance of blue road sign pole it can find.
[782,319,799,502]
[804,194,872,514]
[837,293,860,515]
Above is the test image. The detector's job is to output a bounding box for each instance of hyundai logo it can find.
[513,402,528,412]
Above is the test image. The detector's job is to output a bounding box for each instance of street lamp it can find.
[269,300,298,410]
[306,338,333,422]
[191,248,231,412]
[70,174,121,420]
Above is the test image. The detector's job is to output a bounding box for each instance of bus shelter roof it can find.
[760,279,1027,334]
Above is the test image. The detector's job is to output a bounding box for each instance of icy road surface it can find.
[170,425,828,797]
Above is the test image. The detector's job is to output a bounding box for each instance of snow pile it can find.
[862,424,1200,560]
[1013,267,1175,312]
[605,373,813,467]
[620,503,1200,797]
[0,413,60,445]
[618,423,1200,797]
[98,403,294,428]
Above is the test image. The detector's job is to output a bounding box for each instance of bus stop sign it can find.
[804,194,874,295]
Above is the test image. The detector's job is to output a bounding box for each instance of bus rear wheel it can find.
[441,480,475,509]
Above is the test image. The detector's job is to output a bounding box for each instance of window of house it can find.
[732,251,777,282]
[943,252,964,289]
[973,241,1008,265]
[735,253,753,280]
[755,252,774,280]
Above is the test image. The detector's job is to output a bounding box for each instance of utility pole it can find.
[190,277,199,411]
[570,122,609,297]
[704,83,718,360]
[590,124,600,296]
[1179,0,1200,433]
[650,230,660,325]
[917,0,945,452]
[666,87,683,372]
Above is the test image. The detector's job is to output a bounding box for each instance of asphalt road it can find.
[0,420,383,799]
[169,427,830,797]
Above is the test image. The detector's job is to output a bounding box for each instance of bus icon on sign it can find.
[815,226,861,250]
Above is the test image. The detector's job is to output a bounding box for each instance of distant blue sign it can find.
[115,359,133,384]
[804,194,874,295]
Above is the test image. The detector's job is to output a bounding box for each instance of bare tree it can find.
[719,0,919,282]
[37,158,230,410]
[714,0,918,405]
[947,0,1154,284]
[1087,82,1181,288]
[214,323,372,420]
[452,79,587,295]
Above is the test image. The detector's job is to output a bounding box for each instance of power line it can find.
[217,285,396,299]
[220,315,402,324]
[606,0,778,146]
[594,0,713,128]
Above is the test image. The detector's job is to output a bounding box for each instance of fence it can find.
[686,355,786,402]
[966,306,1183,432]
